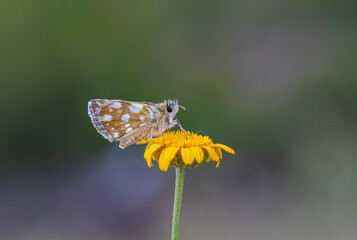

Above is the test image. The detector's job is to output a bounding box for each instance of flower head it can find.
[138,131,235,171]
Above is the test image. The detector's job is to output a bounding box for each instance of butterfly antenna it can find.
[179,105,188,112]
[197,129,208,136]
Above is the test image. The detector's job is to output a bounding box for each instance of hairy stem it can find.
[171,167,185,240]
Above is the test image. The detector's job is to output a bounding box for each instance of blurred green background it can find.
[1,0,356,239]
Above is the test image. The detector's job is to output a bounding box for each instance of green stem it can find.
[171,167,186,240]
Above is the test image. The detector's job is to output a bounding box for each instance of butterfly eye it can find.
[166,105,172,112]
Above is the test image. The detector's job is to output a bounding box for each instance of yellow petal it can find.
[211,144,235,154]
[159,146,180,171]
[181,148,194,164]
[190,147,204,163]
[152,153,159,161]
[144,144,163,167]
[214,147,222,159]
[203,146,219,161]
[137,139,150,145]
[215,158,220,168]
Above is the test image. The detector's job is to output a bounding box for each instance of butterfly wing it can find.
[88,99,164,147]
[118,124,154,149]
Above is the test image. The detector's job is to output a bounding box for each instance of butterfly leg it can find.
[162,131,166,143]
[148,138,152,148]
[176,118,189,135]
[147,130,153,148]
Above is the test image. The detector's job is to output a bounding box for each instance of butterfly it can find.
[88,99,188,149]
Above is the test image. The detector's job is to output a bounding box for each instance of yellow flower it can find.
[137,131,235,172]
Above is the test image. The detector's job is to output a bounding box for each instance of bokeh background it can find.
[1,0,356,239]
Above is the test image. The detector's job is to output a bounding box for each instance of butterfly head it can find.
[166,99,179,117]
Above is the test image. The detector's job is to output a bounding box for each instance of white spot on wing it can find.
[114,132,119,138]
[140,116,145,121]
[129,105,141,113]
[126,127,133,133]
[102,115,112,121]
[111,102,122,108]
[111,128,115,131]
[140,123,146,127]
[121,113,130,122]
[132,103,143,110]
[147,107,153,118]
[125,123,130,128]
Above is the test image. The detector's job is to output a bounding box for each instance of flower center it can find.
[153,131,213,147]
